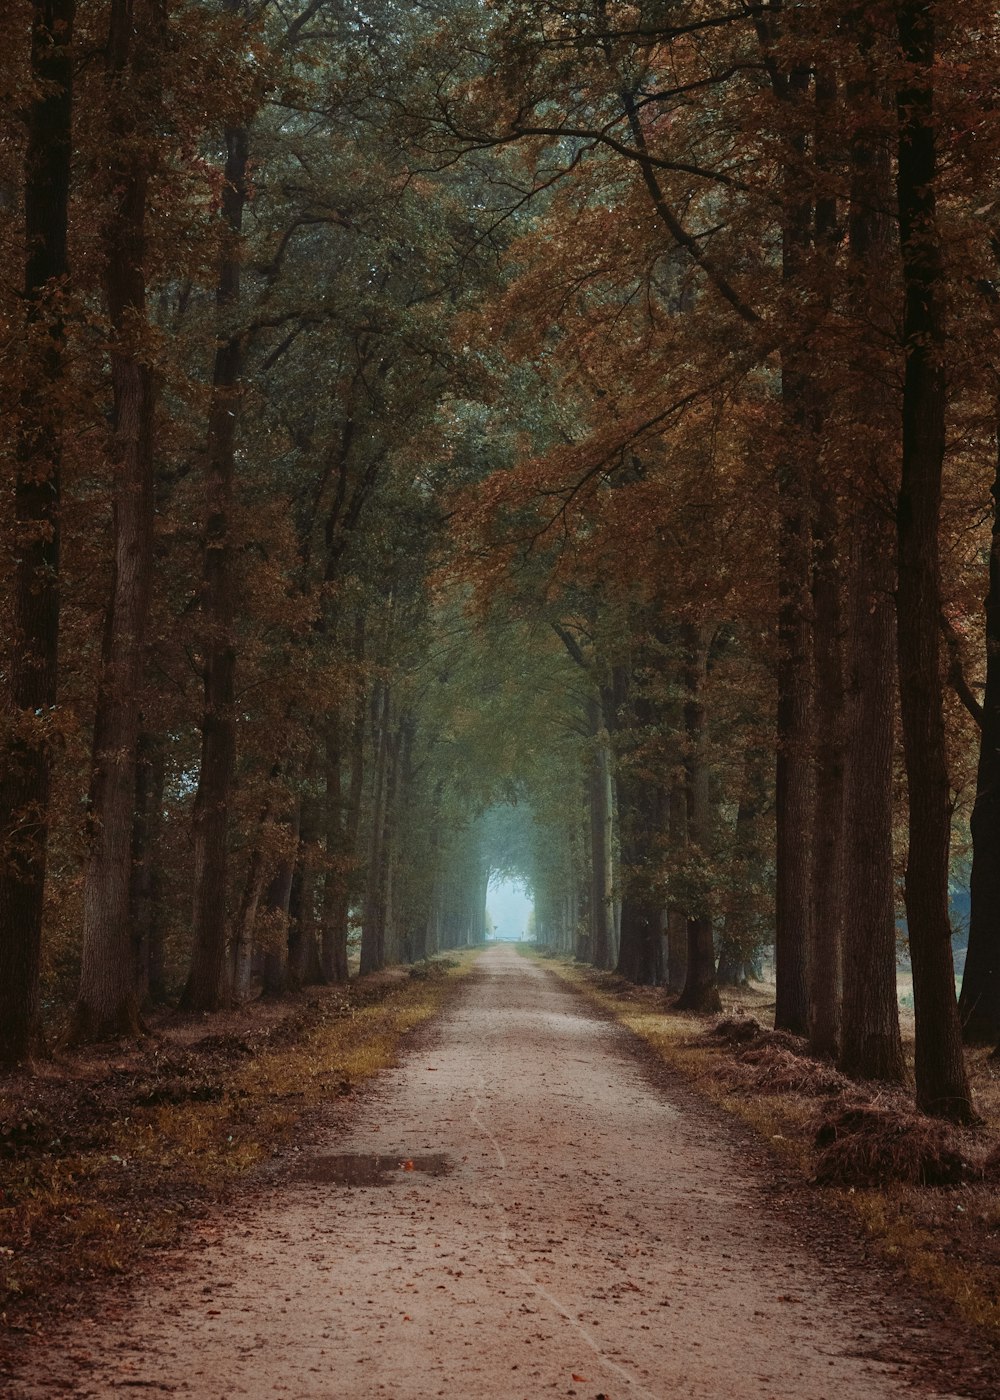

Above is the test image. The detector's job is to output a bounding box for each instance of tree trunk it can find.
[0,0,74,1067]
[894,1,973,1121]
[676,626,721,1013]
[806,59,845,1059]
[74,1,158,1040]
[617,897,663,985]
[808,474,846,1057]
[360,680,391,974]
[231,809,272,1003]
[130,729,166,1006]
[839,38,906,1085]
[720,748,768,990]
[587,721,613,969]
[616,670,665,987]
[260,803,300,999]
[321,614,366,982]
[773,66,815,1035]
[665,776,688,992]
[288,791,323,989]
[181,121,249,1012]
[321,712,351,983]
[960,413,1000,1043]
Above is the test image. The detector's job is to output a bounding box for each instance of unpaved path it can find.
[10,946,985,1398]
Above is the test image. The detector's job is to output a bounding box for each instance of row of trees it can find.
[426,0,1000,1124]
[3,1,1000,1129]
[0,0,518,1062]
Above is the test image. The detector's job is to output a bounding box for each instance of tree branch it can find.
[941,612,984,727]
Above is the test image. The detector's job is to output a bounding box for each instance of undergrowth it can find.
[0,953,476,1349]
[532,949,1000,1342]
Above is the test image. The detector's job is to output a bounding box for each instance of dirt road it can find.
[12,946,978,1398]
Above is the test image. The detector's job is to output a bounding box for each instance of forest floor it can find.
[5,943,999,1399]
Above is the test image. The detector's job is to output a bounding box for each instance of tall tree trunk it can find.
[181,121,249,1012]
[809,476,846,1057]
[260,802,300,999]
[839,31,906,1084]
[320,614,366,982]
[74,0,158,1041]
[616,674,665,986]
[807,66,846,1058]
[676,626,721,1012]
[665,777,688,993]
[587,696,613,969]
[130,728,166,1006]
[774,67,815,1035]
[288,791,323,988]
[321,712,351,983]
[360,680,391,974]
[231,806,272,1002]
[960,412,1000,1042]
[617,896,663,985]
[894,0,973,1120]
[616,774,664,986]
[0,0,75,1067]
[720,748,768,989]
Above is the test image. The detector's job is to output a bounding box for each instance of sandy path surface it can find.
[11,946,975,1399]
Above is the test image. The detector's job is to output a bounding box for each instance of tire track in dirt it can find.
[9,945,977,1398]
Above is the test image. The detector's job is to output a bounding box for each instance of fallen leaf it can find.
[401,1159,415,1171]
[571,1375,589,1383]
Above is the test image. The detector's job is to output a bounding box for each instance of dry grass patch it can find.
[0,953,477,1346]
[813,1104,977,1188]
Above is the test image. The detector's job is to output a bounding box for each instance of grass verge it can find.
[530,948,1000,1341]
[0,952,478,1353]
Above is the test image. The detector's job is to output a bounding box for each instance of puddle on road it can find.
[298,1152,453,1186]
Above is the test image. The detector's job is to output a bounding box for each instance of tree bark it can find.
[321,712,351,983]
[839,28,906,1084]
[130,729,166,1006]
[587,696,613,969]
[665,776,688,992]
[616,768,664,986]
[181,120,249,1012]
[321,614,366,981]
[676,626,721,1013]
[288,790,323,988]
[0,0,75,1067]
[809,475,846,1057]
[720,748,768,990]
[773,66,815,1035]
[807,66,846,1058]
[617,896,663,985]
[960,412,1000,1042]
[260,802,300,999]
[360,680,392,974]
[231,806,272,1003]
[73,0,159,1041]
[894,0,973,1120]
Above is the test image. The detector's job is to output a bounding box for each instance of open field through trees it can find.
[7,0,1000,1390]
